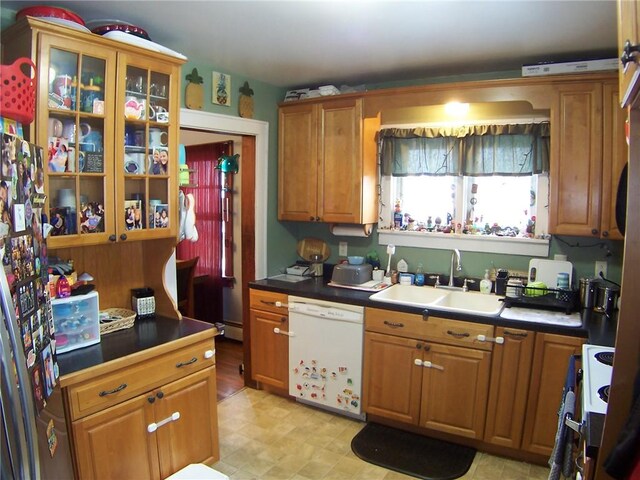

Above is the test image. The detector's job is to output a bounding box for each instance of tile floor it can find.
[211,388,550,480]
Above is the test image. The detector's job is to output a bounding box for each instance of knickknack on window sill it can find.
[377,228,550,257]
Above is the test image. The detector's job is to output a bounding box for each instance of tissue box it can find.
[51,291,100,353]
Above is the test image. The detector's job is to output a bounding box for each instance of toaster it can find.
[331,263,373,285]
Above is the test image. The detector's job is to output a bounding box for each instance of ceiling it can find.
[1,1,619,89]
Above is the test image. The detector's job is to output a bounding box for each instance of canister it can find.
[579,278,597,310]
[506,278,523,298]
[594,285,620,316]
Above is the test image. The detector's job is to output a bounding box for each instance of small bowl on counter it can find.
[347,256,365,265]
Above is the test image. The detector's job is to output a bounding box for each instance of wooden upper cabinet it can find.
[549,82,603,236]
[278,103,318,221]
[601,81,628,240]
[618,0,640,107]
[278,97,380,224]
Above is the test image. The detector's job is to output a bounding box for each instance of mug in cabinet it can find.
[48,118,63,138]
[149,128,168,147]
[62,121,91,143]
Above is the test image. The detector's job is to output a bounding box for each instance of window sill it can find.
[378,229,550,257]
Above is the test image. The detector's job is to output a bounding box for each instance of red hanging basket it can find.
[0,57,37,125]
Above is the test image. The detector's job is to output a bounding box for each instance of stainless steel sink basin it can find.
[369,284,504,317]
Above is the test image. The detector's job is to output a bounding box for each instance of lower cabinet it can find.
[521,332,585,456]
[363,308,493,440]
[484,326,535,448]
[362,307,586,458]
[249,289,290,390]
[65,338,219,479]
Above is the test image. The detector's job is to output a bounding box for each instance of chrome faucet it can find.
[449,249,462,287]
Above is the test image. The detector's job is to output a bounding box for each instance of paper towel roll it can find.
[330,224,372,237]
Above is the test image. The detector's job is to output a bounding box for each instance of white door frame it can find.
[179,109,268,279]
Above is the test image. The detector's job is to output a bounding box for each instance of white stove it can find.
[581,344,615,415]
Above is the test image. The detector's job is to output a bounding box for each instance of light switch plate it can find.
[339,242,348,256]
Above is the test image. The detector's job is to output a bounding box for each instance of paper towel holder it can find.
[329,223,373,237]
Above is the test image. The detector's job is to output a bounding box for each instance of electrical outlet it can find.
[339,242,348,257]
[595,260,608,279]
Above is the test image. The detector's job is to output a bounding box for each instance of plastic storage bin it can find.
[52,291,100,353]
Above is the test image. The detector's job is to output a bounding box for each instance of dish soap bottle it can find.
[415,263,425,286]
[480,269,493,294]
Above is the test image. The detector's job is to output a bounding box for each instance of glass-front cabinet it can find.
[39,35,116,246]
[3,17,184,248]
[117,54,177,241]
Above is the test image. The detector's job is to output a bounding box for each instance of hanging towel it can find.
[548,355,578,480]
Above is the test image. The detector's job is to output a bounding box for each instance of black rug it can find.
[351,423,476,480]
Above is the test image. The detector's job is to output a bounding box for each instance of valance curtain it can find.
[379,123,550,177]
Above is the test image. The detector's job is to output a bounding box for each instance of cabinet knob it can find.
[316,216,321,221]
[147,396,156,404]
[156,391,164,399]
[591,228,599,236]
[310,216,315,221]
[120,233,128,241]
[602,230,609,237]
[109,234,116,242]
[416,343,422,350]
[621,40,640,67]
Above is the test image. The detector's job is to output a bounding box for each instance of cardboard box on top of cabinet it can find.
[522,58,618,77]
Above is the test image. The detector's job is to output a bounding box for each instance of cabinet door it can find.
[484,327,535,448]
[419,343,491,439]
[154,367,219,478]
[116,52,179,241]
[249,308,289,389]
[278,103,318,221]
[521,333,584,456]
[362,331,423,425]
[38,34,117,248]
[549,82,603,236]
[73,393,160,480]
[618,0,640,107]
[601,81,628,240]
[318,98,365,224]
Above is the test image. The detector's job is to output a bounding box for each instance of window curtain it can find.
[380,123,550,176]
[176,142,230,322]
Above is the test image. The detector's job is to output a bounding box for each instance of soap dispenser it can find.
[480,269,493,294]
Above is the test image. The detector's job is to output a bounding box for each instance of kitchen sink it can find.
[369,284,504,317]
[368,285,448,308]
[429,289,505,316]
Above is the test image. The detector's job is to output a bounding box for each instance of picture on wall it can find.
[212,71,230,106]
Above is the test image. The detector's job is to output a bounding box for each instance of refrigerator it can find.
[0,133,74,479]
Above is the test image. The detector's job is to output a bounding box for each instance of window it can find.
[378,121,551,256]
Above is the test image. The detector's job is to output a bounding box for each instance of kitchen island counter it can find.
[57,315,217,387]
[250,277,616,346]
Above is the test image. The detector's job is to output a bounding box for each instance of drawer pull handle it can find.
[503,330,529,338]
[476,334,505,344]
[99,383,127,397]
[414,359,445,371]
[260,300,288,308]
[273,327,295,337]
[383,320,404,328]
[176,357,197,368]
[147,412,181,433]
[446,330,470,338]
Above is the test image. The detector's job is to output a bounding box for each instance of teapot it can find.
[124,96,146,120]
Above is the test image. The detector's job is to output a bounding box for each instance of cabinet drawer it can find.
[66,339,215,420]
[365,308,494,351]
[250,289,289,315]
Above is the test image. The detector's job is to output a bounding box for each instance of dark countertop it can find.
[57,315,216,378]
[250,277,617,345]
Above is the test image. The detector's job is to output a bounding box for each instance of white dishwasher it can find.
[288,296,365,420]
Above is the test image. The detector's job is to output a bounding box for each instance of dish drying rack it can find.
[501,284,579,314]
